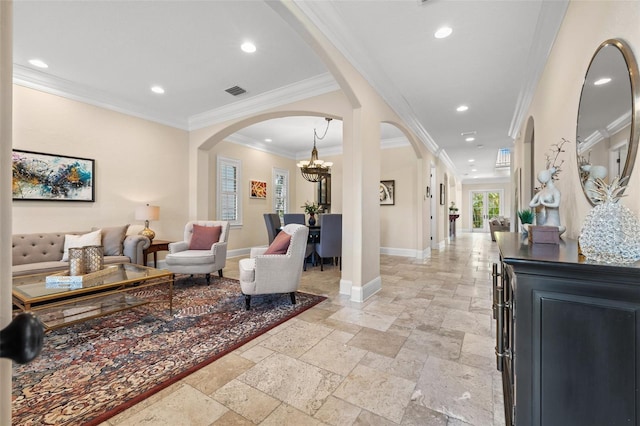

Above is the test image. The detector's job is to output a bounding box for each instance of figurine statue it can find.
[529,167,566,234]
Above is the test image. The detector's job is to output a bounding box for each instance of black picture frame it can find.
[12,149,95,202]
[380,180,395,205]
[439,183,445,205]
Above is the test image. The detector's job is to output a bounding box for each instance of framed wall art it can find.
[380,180,395,205]
[250,180,267,199]
[440,183,445,205]
[12,150,95,202]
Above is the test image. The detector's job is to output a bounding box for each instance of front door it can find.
[471,190,502,232]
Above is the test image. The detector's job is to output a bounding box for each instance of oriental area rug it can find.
[12,275,326,426]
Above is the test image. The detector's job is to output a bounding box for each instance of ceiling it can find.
[12,0,569,183]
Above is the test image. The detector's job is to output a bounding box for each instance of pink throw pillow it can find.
[264,231,291,255]
[189,225,222,250]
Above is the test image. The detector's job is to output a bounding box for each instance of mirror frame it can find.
[577,38,640,205]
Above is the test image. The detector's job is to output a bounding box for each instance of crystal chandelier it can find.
[297,118,333,183]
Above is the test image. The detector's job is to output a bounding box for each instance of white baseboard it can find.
[343,275,382,303]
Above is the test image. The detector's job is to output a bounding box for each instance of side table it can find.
[143,239,171,267]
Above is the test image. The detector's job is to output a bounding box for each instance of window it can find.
[217,156,242,226]
[273,168,289,219]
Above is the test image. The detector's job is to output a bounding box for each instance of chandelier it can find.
[297,117,333,183]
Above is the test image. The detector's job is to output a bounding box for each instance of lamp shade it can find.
[135,204,160,221]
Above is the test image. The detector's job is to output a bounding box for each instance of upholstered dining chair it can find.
[263,213,281,245]
[165,220,229,285]
[238,223,309,310]
[314,214,342,271]
[283,213,305,225]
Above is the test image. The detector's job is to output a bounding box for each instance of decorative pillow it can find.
[264,231,291,255]
[189,225,222,250]
[92,225,129,256]
[61,229,102,261]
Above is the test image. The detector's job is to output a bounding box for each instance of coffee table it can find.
[12,263,174,331]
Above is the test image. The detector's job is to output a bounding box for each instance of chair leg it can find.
[320,257,324,271]
[244,295,251,310]
[290,292,296,305]
[218,269,223,278]
[206,273,211,285]
[339,256,342,270]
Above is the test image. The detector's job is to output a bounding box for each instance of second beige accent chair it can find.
[165,220,229,285]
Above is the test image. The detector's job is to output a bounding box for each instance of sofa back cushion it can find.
[12,233,66,266]
[92,225,129,256]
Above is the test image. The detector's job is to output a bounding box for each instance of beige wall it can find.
[12,86,190,242]
[514,1,640,239]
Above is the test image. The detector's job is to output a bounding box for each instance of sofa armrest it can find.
[123,235,151,265]
[168,241,189,254]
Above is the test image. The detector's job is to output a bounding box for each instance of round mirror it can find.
[576,38,640,205]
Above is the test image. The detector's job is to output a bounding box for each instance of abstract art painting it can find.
[250,180,267,199]
[12,150,95,201]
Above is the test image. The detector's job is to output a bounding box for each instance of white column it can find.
[0,1,13,423]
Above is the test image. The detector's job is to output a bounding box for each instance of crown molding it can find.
[508,0,569,138]
[188,73,339,131]
[294,1,440,156]
[13,64,188,129]
[461,176,511,185]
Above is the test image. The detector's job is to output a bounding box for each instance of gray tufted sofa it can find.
[12,230,150,277]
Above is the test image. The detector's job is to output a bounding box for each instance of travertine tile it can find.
[348,327,407,358]
[260,403,325,425]
[238,352,343,415]
[359,347,428,382]
[442,309,492,337]
[115,384,227,426]
[403,327,464,361]
[300,338,367,376]
[333,364,416,423]
[328,306,397,332]
[415,357,494,425]
[314,395,362,425]
[212,380,280,424]
[183,353,255,396]
[259,319,333,358]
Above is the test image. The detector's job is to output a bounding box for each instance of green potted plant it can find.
[301,201,320,226]
[517,209,535,234]
[449,201,459,214]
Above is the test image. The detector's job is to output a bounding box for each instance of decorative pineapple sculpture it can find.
[579,177,640,263]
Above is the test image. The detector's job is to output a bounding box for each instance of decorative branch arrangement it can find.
[544,138,571,181]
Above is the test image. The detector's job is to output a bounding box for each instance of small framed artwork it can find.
[12,149,95,202]
[250,180,267,199]
[380,180,395,205]
[439,183,445,205]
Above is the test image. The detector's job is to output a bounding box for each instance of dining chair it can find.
[314,214,342,271]
[283,213,305,225]
[263,213,281,245]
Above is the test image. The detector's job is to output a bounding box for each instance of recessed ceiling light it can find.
[434,26,453,39]
[151,85,165,94]
[594,77,611,86]
[241,42,256,53]
[264,138,272,142]
[465,137,475,142]
[468,159,475,162]
[456,105,469,112]
[471,168,477,172]
[28,59,48,69]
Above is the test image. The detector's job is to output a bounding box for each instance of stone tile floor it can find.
[102,232,504,425]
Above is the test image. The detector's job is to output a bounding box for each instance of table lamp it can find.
[135,204,160,242]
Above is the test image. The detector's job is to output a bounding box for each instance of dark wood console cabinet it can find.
[493,232,640,426]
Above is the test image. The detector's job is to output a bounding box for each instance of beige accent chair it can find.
[238,224,309,310]
[165,220,229,285]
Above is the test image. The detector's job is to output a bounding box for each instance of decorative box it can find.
[528,225,560,244]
